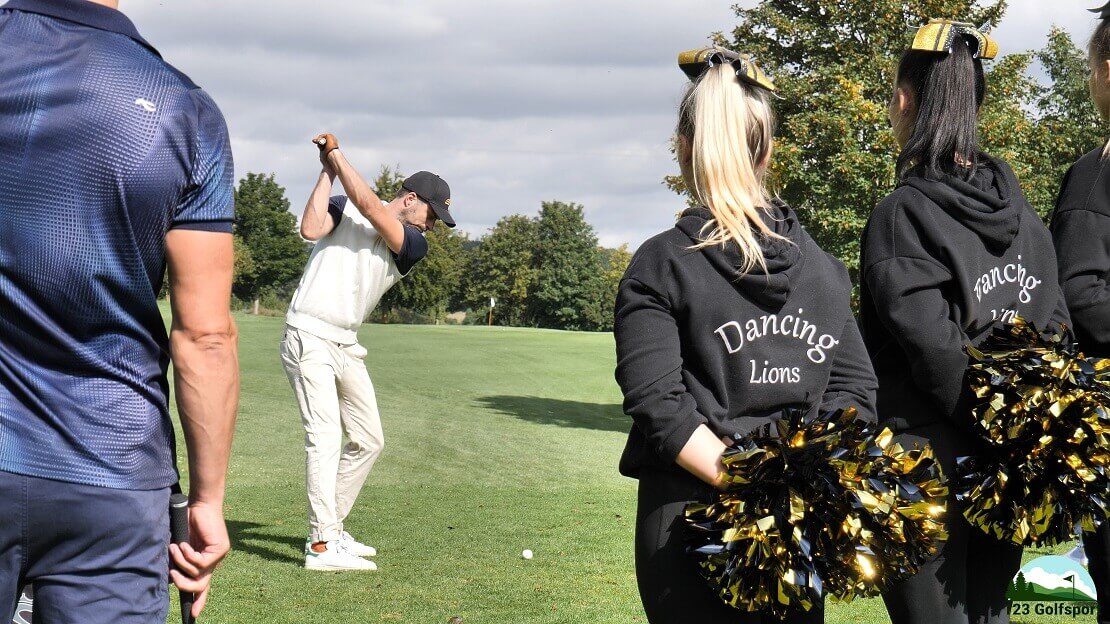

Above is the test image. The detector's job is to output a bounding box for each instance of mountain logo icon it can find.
[1009,555,1097,602]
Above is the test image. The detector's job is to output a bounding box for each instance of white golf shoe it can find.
[304,541,377,571]
[338,531,377,557]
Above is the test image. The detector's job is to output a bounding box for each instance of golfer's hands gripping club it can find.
[169,501,231,619]
[313,133,339,168]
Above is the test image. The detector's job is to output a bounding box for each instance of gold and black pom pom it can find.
[684,407,947,617]
[957,318,1110,546]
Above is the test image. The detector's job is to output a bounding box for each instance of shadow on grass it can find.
[227,520,305,566]
[476,395,628,433]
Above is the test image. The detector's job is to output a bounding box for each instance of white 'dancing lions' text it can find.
[714,309,839,364]
[973,255,1041,304]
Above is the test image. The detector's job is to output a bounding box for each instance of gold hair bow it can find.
[678,47,777,93]
[1091,2,1110,20]
[910,18,998,60]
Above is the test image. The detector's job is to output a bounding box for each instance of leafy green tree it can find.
[465,214,540,327]
[1023,27,1105,216]
[671,1,1007,281]
[973,28,1108,218]
[582,244,632,332]
[232,236,257,295]
[530,201,606,330]
[1008,570,1039,600]
[380,226,470,322]
[370,164,406,201]
[233,173,308,310]
[672,2,1110,283]
[369,165,472,323]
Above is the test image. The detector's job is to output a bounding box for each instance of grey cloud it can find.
[130,1,736,67]
[175,45,682,122]
[122,1,1084,249]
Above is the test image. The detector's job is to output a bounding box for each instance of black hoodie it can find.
[860,155,1071,432]
[1051,146,1110,358]
[614,202,878,477]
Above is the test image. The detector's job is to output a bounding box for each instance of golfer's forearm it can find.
[675,424,727,488]
[327,150,387,225]
[300,169,336,241]
[171,319,239,506]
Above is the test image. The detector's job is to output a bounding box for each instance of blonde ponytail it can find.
[678,63,783,275]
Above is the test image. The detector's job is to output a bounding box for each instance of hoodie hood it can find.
[900,156,1022,252]
[675,201,805,309]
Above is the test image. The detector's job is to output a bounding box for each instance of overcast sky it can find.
[123,1,1086,248]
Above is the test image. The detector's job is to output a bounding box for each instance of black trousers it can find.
[634,466,823,624]
[881,422,1023,624]
[1085,522,1110,624]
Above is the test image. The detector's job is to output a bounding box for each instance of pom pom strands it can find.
[957,318,1110,546]
[684,407,947,617]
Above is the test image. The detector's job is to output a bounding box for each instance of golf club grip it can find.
[169,494,196,624]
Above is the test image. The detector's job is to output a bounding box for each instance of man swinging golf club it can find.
[280,133,454,571]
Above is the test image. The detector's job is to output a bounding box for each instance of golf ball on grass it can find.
[521,549,533,560]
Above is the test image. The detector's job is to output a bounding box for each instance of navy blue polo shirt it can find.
[0,0,234,489]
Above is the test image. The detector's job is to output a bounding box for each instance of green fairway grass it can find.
[166,310,1093,623]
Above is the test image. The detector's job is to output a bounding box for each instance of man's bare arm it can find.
[314,135,405,253]
[300,168,339,241]
[165,229,238,618]
[167,229,237,504]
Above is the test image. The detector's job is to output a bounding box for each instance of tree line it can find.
[230,0,1102,332]
[230,167,630,331]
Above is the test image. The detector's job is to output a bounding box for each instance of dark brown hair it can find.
[895,36,986,180]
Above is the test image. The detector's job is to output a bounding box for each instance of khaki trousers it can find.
[279,325,384,543]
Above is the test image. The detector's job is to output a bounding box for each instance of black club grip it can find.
[169,493,195,624]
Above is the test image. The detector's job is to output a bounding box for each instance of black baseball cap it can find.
[402,171,455,228]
